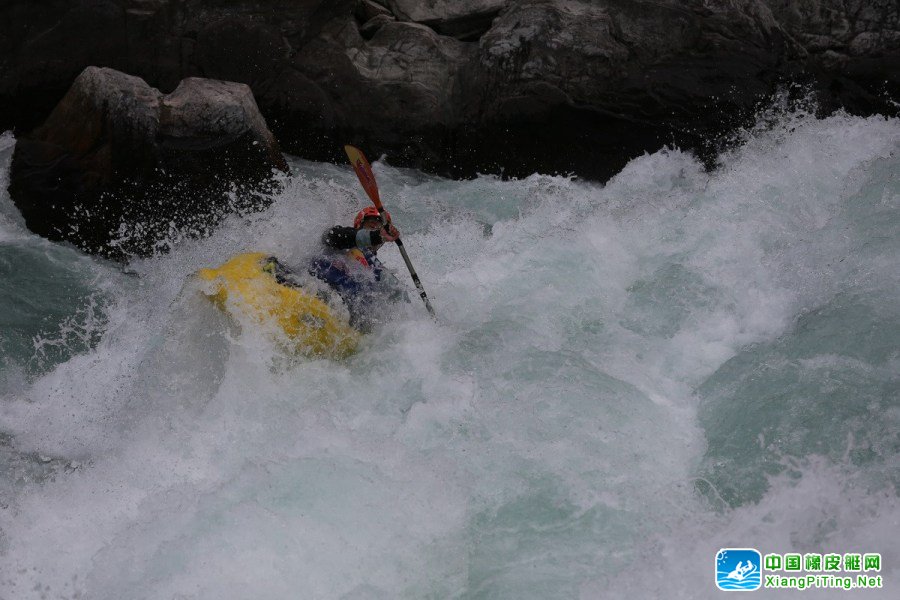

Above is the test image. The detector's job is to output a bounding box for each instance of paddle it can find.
[343,145,436,317]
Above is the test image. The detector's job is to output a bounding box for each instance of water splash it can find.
[0,104,898,599]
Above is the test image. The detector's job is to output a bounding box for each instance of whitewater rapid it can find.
[0,106,898,599]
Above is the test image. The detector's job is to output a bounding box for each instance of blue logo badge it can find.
[716,548,762,591]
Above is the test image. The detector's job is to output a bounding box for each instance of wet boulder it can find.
[8,66,288,258]
[451,0,799,178]
[383,0,508,39]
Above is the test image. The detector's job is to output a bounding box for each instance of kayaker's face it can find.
[360,219,383,250]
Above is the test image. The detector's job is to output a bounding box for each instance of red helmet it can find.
[353,206,389,229]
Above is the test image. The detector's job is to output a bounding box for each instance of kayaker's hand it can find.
[381,222,400,243]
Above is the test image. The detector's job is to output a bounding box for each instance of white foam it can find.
[1,109,898,598]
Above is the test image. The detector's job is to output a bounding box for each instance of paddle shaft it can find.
[344,145,436,317]
[378,211,435,316]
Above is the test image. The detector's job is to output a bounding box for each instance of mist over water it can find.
[0,109,898,599]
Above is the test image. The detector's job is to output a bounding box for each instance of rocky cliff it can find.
[2,0,898,179]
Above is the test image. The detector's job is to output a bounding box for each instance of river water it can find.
[0,105,898,598]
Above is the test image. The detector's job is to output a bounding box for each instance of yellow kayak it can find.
[196,252,359,358]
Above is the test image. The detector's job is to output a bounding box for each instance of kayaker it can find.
[308,207,407,330]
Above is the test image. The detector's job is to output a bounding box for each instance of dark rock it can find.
[765,0,900,113]
[359,14,396,40]
[355,0,394,23]
[383,0,507,24]
[1,0,898,182]
[385,0,507,40]
[287,17,473,170]
[9,67,288,258]
[451,0,798,177]
[196,17,291,92]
